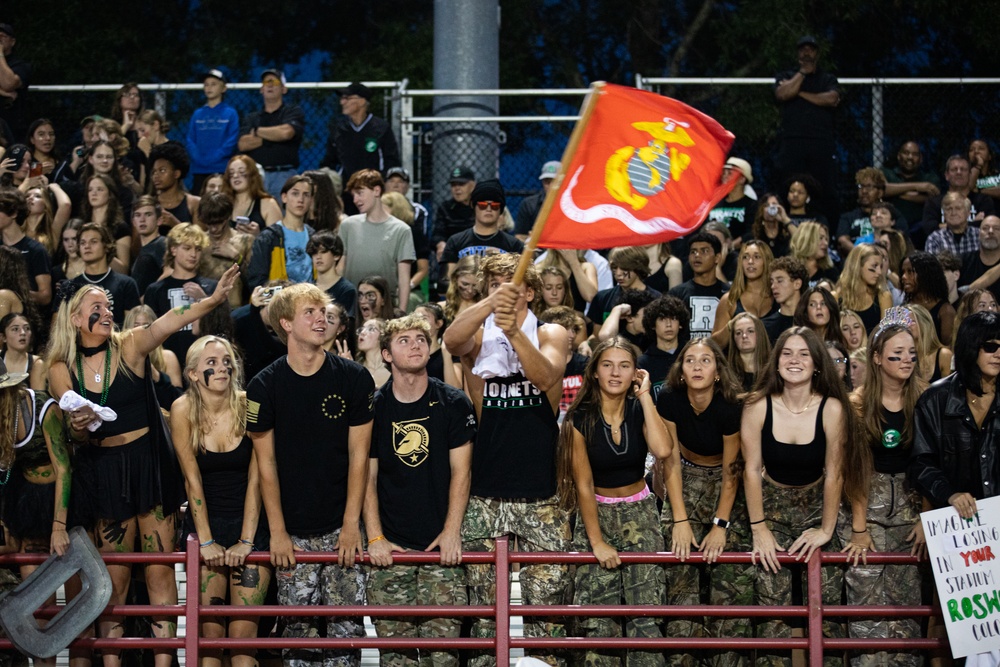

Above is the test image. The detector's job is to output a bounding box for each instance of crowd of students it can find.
[1,78,1000,667]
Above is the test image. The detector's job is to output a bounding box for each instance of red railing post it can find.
[807,553,824,667]
[495,536,510,666]
[185,534,200,667]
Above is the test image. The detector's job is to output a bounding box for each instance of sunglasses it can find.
[982,341,1000,354]
[476,201,501,211]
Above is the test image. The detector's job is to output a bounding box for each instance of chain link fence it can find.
[27,79,1000,222]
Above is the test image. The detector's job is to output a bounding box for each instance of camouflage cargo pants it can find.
[278,529,366,667]
[574,491,665,667]
[367,563,467,667]
[755,477,844,667]
[661,462,753,667]
[839,472,923,667]
[463,494,571,667]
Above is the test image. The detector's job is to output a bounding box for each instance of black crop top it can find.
[761,395,827,486]
[76,363,149,439]
[581,397,649,489]
[197,435,252,516]
[870,407,909,475]
[656,389,742,459]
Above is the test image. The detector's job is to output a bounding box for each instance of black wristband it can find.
[673,518,690,523]
[852,527,868,533]
[750,519,766,525]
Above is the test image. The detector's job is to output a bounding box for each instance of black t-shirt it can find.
[762,310,795,345]
[371,377,476,550]
[143,275,218,364]
[473,371,558,499]
[836,207,875,242]
[870,407,910,475]
[515,191,545,236]
[240,103,305,168]
[432,200,475,246]
[668,280,729,339]
[774,68,839,140]
[586,284,662,326]
[324,277,358,319]
[0,54,30,136]
[576,396,649,488]
[638,346,679,401]
[59,270,140,326]
[960,250,1000,303]
[9,235,51,293]
[131,237,167,295]
[656,389,741,458]
[707,195,756,240]
[232,304,286,382]
[427,348,445,382]
[681,252,738,283]
[440,228,523,265]
[246,353,375,536]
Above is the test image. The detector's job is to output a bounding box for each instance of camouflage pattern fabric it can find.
[660,463,753,667]
[755,478,845,667]
[463,494,571,667]
[573,492,665,667]
[278,528,366,667]
[839,471,923,667]
[367,563,467,667]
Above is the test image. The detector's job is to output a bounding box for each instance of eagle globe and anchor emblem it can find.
[604,117,696,210]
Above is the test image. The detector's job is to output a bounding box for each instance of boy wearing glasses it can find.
[441,179,523,277]
[339,168,415,309]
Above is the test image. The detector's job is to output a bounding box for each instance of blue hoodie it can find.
[185,102,240,174]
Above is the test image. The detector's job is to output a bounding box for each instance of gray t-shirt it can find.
[339,214,416,302]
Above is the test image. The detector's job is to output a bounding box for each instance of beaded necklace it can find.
[76,349,112,406]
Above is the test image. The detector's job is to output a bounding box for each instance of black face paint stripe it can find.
[203,368,215,385]
[88,313,101,332]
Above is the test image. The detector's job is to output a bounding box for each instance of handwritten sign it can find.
[923,496,1000,659]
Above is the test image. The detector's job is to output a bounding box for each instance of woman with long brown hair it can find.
[712,240,775,348]
[656,337,749,666]
[741,326,871,666]
[726,312,771,393]
[223,155,282,232]
[441,256,482,324]
[557,337,670,667]
[794,285,847,348]
[841,319,927,666]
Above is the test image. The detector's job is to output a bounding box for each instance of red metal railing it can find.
[0,536,945,666]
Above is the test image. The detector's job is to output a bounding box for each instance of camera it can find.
[766,205,779,217]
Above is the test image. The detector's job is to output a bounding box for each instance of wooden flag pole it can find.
[512,81,606,286]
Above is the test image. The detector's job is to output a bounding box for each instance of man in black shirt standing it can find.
[433,166,476,262]
[247,283,374,667]
[238,69,305,200]
[365,314,475,667]
[130,195,167,294]
[774,35,840,224]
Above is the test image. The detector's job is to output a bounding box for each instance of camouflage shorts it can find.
[755,477,845,667]
[661,462,753,667]
[277,528,366,667]
[573,492,665,667]
[367,564,467,667]
[840,472,923,667]
[463,494,571,667]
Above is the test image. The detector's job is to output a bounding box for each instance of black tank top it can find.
[196,435,252,516]
[858,300,881,333]
[165,196,192,223]
[761,395,828,486]
[870,406,909,475]
[582,397,648,488]
[75,364,149,438]
[930,347,944,383]
[243,198,268,227]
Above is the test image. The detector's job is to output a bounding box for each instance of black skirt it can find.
[80,434,178,522]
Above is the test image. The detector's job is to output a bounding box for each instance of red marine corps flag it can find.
[530,82,736,251]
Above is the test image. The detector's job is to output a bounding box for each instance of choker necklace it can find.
[82,268,112,284]
[79,340,109,357]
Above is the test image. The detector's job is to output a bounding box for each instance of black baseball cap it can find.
[449,166,475,184]
[0,24,14,38]
[201,68,227,84]
[341,82,372,101]
[797,35,818,49]
[386,167,410,182]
